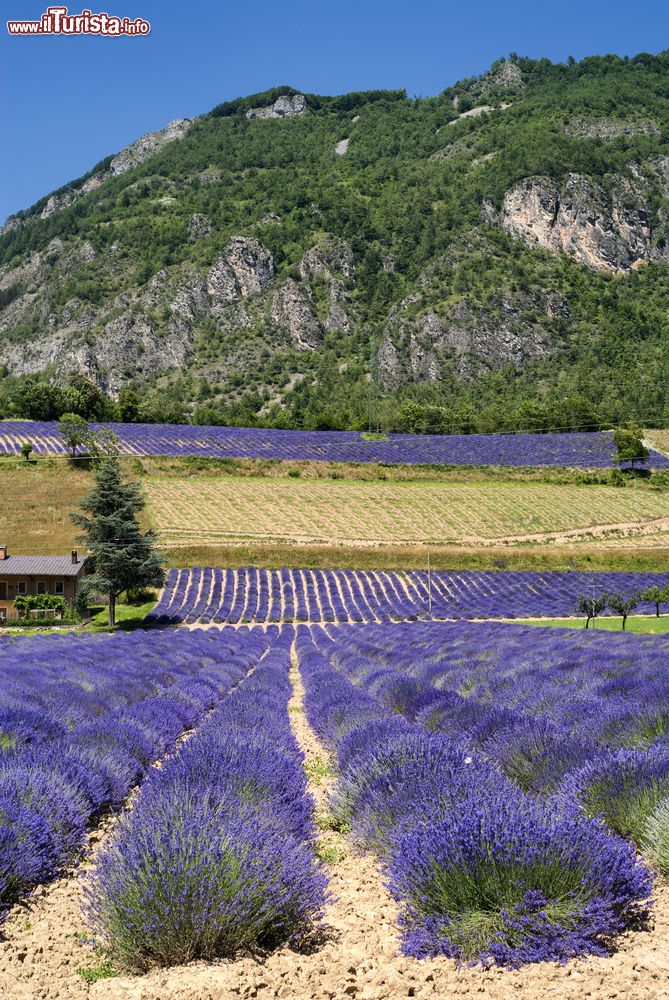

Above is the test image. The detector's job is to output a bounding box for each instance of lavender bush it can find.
[0,628,267,917]
[85,788,325,970]
[297,625,654,965]
[642,797,669,876]
[85,634,328,970]
[389,796,653,964]
[562,748,669,842]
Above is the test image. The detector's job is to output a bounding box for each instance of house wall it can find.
[0,575,80,621]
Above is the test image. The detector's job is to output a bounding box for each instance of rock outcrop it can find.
[110,118,192,175]
[271,279,322,350]
[453,60,524,108]
[207,237,275,302]
[2,118,193,232]
[491,172,668,273]
[298,239,355,332]
[379,277,561,389]
[0,217,24,237]
[565,118,659,140]
[188,213,213,242]
[40,174,105,220]
[246,94,307,120]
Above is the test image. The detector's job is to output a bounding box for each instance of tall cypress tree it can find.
[71,457,165,626]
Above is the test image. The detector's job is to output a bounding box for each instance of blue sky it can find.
[1,0,668,222]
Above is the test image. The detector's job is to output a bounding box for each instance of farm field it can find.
[150,566,669,624]
[3,420,669,468]
[146,476,669,548]
[646,430,669,457]
[5,458,669,571]
[2,621,669,999]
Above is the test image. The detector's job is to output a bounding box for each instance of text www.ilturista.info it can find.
[7,6,150,35]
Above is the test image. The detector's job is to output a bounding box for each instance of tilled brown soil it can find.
[1,659,669,999]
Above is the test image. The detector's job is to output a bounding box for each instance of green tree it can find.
[14,380,62,420]
[607,592,639,631]
[58,413,89,458]
[71,458,164,626]
[117,387,141,423]
[575,594,607,629]
[638,585,669,618]
[20,441,33,461]
[613,427,649,468]
[85,427,121,466]
[62,372,113,420]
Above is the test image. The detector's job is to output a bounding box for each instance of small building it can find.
[0,547,89,622]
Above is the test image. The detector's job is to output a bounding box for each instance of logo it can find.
[7,6,151,35]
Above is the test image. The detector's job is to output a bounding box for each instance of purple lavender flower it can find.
[388,796,653,965]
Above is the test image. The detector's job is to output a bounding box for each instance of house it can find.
[0,547,89,622]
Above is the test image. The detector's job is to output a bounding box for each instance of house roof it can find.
[0,555,88,577]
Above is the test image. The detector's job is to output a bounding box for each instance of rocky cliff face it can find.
[246,94,307,119]
[110,118,192,175]
[453,59,524,108]
[3,57,669,416]
[564,118,660,140]
[490,167,669,273]
[378,277,560,391]
[2,118,193,232]
[0,230,356,395]
[208,237,275,302]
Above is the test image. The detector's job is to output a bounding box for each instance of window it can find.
[54,580,64,596]
[17,581,27,596]
[0,582,6,601]
[36,581,46,595]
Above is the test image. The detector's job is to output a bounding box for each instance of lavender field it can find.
[2,420,668,468]
[148,566,669,624]
[299,618,669,962]
[0,627,271,918]
[2,618,668,974]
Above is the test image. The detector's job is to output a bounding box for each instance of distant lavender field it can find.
[148,567,669,625]
[1,421,668,468]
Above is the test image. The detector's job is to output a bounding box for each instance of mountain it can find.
[2,53,669,433]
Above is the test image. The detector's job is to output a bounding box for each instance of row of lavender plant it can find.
[84,628,328,971]
[148,566,669,624]
[0,629,233,756]
[313,620,669,871]
[297,626,653,966]
[2,421,669,467]
[0,628,269,919]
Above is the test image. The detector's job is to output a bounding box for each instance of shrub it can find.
[562,748,669,842]
[85,787,328,971]
[481,719,602,793]
[388,796,653,965]
[330,730,501,854]
[642,797,669,875]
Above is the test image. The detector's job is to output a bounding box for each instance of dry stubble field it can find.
[145,476,669,547]
[3,458,669,570]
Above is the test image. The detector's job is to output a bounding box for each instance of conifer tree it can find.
[71,457,164,626]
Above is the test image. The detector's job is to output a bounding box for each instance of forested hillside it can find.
[2,52,669,433]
